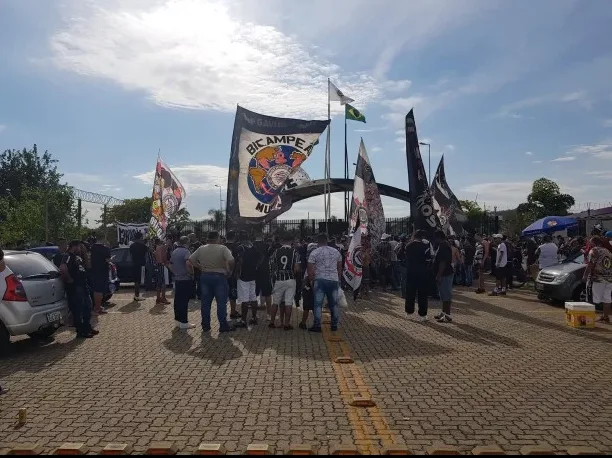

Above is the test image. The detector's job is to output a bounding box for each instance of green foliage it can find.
[0,145,80,247]
[208,208,225,228]
[459,200,483,219]
[517,178,575,220]
[105,197,151,224]
[169,208,191,231]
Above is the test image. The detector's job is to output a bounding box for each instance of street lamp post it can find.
[419,141,431,186]
[214,184,224,214]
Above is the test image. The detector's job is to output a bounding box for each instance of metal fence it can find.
[178,215,498,239]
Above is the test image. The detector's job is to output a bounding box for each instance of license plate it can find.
[46,311,62,323]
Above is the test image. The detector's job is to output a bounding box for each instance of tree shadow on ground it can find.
[0,333,84,377]
[463,294,612,344]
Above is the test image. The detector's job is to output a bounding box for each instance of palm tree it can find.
[208,208,225,230]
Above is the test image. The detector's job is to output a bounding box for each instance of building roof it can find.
[571,206,612,220]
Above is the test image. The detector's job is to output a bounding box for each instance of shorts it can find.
[91,273,108,294]
[438,274,454,302]
[495,265,509,281]
[591,281,612,304]
[132,264,144,286]
[154,266,165,288]
[256,274,273,297]
[237,279,257,304]
[228,276,238,301]
[272,279,296,307]
[301,285,314,311]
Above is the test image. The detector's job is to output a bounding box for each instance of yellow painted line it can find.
[322,326,400,455]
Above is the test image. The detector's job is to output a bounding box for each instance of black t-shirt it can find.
[463,242,476,265]
[405,240,429,273]
[237,242,262,282]
[90,243,111,275]
[129,241,148,266]
[64,253,89,287]
[271,246,298,281]
[254,241,274,274]
[52,251,64,268]
[433,242,454,277]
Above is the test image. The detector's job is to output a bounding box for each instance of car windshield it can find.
[5,252,60,278]
[564,253,584,264]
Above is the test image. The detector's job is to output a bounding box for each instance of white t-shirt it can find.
[496,242,508,268]
[538,242,559,269]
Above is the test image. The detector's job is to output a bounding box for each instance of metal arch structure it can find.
[70,188,125,234]
[284,178,410,204]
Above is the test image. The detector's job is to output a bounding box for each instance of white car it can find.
[0,250,68,354]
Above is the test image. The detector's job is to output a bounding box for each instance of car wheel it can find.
[0,323,11,356]
[28,328,58,341]
[572,284,586,302]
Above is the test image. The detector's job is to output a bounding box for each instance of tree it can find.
[459,200,484,219]
[0,145,62,199]
[169,208,191,232]
[208,209,225,229]
[517,178,575,220]
[105,197,151,224]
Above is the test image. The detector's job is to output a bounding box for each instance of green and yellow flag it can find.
[345,104,366,123]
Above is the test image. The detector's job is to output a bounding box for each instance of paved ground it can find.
[1,280,611,455]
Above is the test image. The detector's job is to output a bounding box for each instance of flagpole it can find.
[344,112,348,221]
[325,78,331,230]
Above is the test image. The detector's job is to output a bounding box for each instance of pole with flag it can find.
[344,103,366,220]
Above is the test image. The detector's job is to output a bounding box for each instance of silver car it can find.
[535,253,588,303]
[0,250,68,353]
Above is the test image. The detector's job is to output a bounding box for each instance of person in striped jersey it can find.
[269,233,301,330]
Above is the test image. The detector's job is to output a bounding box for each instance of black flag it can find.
[405,109,441,238]
[431,156,467,235]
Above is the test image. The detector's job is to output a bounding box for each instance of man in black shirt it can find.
[254,235,274,318]
[463,237,476,287]
[129,232,148,302]
[225,231,241,319]
[404,230,430,320]
[269,233,301,330]
[236,231,262,326]
[433,230,455,323]
[52,238,67,268]
[90,235,111,314]
[60,240,98,338]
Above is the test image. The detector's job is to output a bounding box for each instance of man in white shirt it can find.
[490,234,508,296]
[536,235,559,269]
[307,233,343,333]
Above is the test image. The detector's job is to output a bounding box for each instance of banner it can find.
[431,156,467,236]
[343,139,384,290]
[149,158,186,240]
[405,109,441,238]
[226,106,329,227]
[116,222,149,247]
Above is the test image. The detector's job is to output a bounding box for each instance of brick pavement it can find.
[1,280,611,455]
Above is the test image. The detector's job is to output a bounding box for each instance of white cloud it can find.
[525,151,533,156]
[497,90,591,118]
[371,146,382,152]
[567,143,612,159]
[445,144,455,151]
[551,156,576,162]
[133,164,228,195]
[459,181,532,209]
[48,0,418,118]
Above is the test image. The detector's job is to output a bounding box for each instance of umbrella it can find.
[521,216,578,237]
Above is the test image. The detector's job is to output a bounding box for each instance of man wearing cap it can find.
[489,234,508,296]
[170,236,195,329]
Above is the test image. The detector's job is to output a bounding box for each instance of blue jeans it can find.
[464,264,473,287]
[173,280,192,324]
[69,285,93,335]
[398,265,407,298]
[200,273,230,331]
[313,279,339,329]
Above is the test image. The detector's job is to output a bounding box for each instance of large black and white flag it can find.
[226,106,329,228]
[431,156,467,236]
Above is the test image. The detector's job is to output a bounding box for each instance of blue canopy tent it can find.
[521,216,578,237]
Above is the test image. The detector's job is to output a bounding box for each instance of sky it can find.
[1,0,612,226]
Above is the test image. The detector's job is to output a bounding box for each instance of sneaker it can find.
[436,314,453,323]
[230,312,241,319]
[88,329,100,335]
[179,323,196,329]
[308,326,322,333]
[95,308,109,315]
[0,386,8,395]
[76,333,94,339]
[434,312,445,320]
[299,322,307,330]
[406,313,414,320]
[417,315,428,322]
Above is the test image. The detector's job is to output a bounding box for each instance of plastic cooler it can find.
[564,302,596,328]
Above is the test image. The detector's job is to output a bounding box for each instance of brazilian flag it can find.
[345,104,366,123]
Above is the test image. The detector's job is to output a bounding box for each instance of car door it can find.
[4,252,65,306]
[111,248,132,282]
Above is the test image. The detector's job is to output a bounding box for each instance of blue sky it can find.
[1,0,612,225]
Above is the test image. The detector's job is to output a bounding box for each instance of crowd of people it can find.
[11,222,611,345]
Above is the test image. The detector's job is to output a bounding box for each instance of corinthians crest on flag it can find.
[343,139,384,291]
[226,106,329,227]
[149,158,186,240]
[431,156,467,236]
